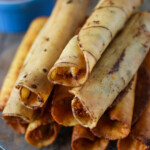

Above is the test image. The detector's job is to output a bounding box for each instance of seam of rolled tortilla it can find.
[0,17,48,111]
[71,11,150,129]
[14,0,90,109]
[48,0,142,87]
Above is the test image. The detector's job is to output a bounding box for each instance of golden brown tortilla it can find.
[71,12,150,129]
[51,86,78,126]
[1,17,47,134]
[91,76,137,140]
[118,53,150,150]
[72,125,109,150]
[0,17,47,111]
[25,99,61,148]
[49,0,142,87]
[15,0,90,109]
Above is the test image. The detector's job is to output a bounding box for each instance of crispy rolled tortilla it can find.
[49,0,142,87]
[118,57,150,150]
[51,85,78,126]
[132,61,150,125]
[2,87,41,134]
[118,135,148,150]
[25,100,61,148]
[71,11,150,129]
[91,75,137,140]
[15,0,89,109]
[118,100,150,150]
[72,125,109,150]
[0,17,47,111]
[2,88,40,123]
[1,17,47,134]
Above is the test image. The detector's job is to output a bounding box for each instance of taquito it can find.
[118,100,150,150]
[118,135,148,150]
[15,0,89,109]
[91,75,137,140]
[1,17,47,134]
[51,85,78,126]
[2,88,40,133]
[72,125,109,150]
[49,0,142,87]
[25,100,60,148]
[132,60,150,125]
[0,17,47,111]
[118,57,150,150]
[71,11,150,129]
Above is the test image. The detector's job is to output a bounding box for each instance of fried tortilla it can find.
[71,12,150,129]
[15,0,90,109]
[91,76,137,140]
[25,100,60,148]
[72,125,109,150]
[49,0,142,87]
[51,86,78,126]
[118,54,150,150]
[0,17,47,111]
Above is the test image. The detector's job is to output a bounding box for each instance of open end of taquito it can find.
[71,11,150,129]
[51,85,78,126]
[72,125,109,150]
[25,120,60,148]
[15,0,90,109]
[72,96,93,128]
[2,87,38,123]
[0,17,48,111]
[118,135,148,150]
[91,76,137,140]
[2,87,41,134]
[49,0,142,87]
[25,100,61,148]
[49,35,87,87]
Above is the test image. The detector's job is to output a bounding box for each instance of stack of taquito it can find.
[1,0,150,149]
[0,0,89,148]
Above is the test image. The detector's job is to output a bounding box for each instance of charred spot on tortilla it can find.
[44,49,47,52]
[38,97,43,103]
[142,43,148,48]
[43,68,47,73]
[43,37,50,41]
[23,74,27,78]
[93,21,100,24]
[67,0,72,4]
[15,85,20,89]
[133,6,136,10]
[109,50,125,74]
[31,84,37,89]
[109,0,114,5]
